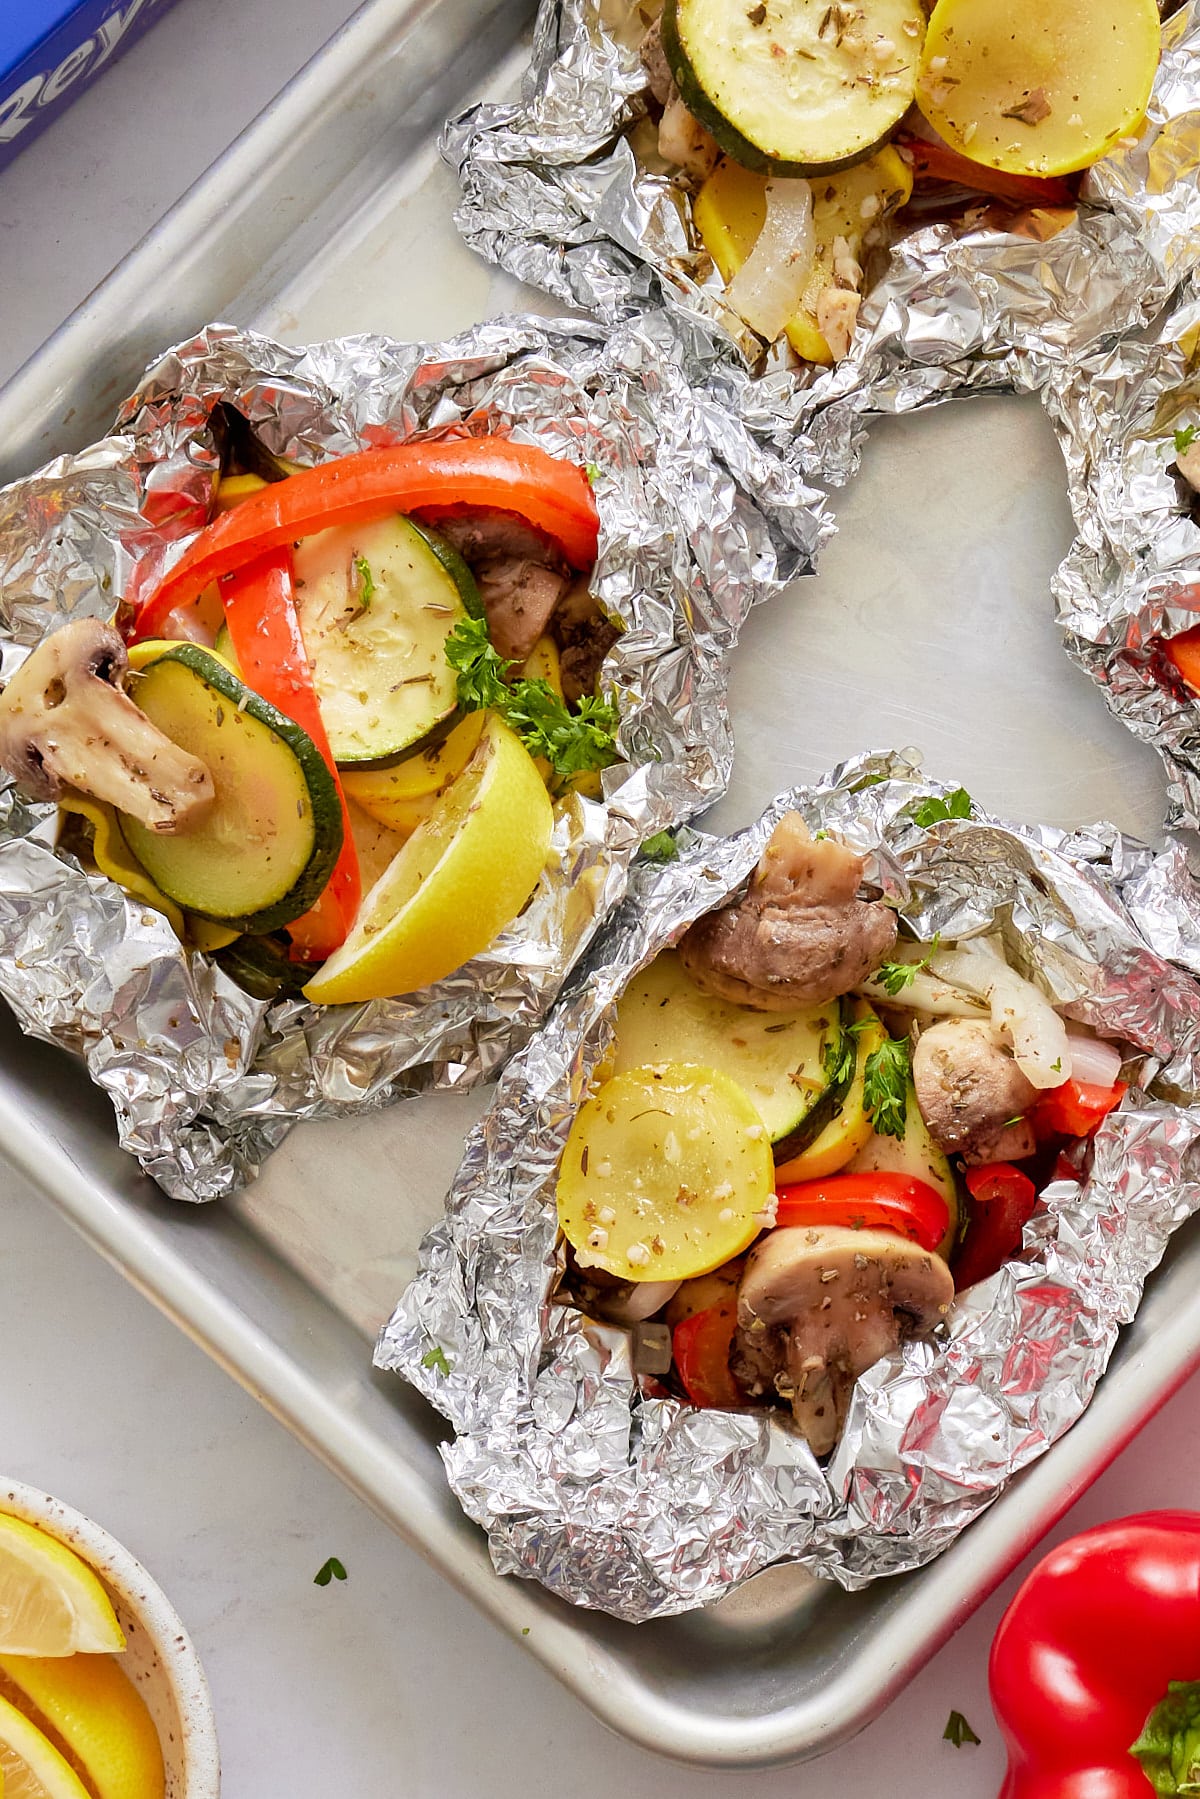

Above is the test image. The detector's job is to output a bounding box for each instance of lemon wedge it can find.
[0,1656,163,1799]
[303,713,553,1005]
[0,1519,123,1659]
[0,1692,91,1799]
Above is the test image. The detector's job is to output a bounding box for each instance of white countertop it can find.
[3,5,1200,1794]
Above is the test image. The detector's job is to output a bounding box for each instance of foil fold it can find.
[378,753,1200,1617]
[445,0,1200,486]
[0,315,825,1200]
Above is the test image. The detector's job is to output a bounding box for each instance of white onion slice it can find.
[1064,1029,1124,1090]
[596,1279,681,1323]
[857,964,989,1018]
[725,179,816,343]
[929,941,1071,1090]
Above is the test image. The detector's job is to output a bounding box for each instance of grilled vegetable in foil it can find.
[0,316,823,1200]
[379,754,1200,1619]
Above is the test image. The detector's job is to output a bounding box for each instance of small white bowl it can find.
[0,1480,220,1798]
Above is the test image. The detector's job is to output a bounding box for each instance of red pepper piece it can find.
[673,1301,745,1409]
[1031,1079,1126,1141]
[1166,622,1200,696]
[217,550,361,960]
[774,1172,949,1255]
[991,1513,1200,1799]
[952,1162,1039,1292]
[898,136,1077,209]
[133,438,600,641]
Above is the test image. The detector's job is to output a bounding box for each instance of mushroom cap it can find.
[0,619,129,799]
[738,1225,955,1334]
[912,1017,1039,1157]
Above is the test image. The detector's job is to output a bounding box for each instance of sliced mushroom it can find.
[912,1017,1039,1162]
[0,619,214,833]
[734,1226,955,1456]
[678,812,898,1010]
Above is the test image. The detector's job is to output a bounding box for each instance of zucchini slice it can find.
[774,998,884,1180]
[120,645,343,933]
[612,950,845,1147]
[663,0,925,176]
[292,516,479,766]
[847,1078,962,1260]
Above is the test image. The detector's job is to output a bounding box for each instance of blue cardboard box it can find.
[0,0,182,172]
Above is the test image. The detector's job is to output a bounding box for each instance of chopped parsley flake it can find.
[314,1556,347,1587]
[1175,425,1199,455]
[640,830,679,863]
[913,788,973,828]
[421,1346,452,1377]
[943,1710,981,1748]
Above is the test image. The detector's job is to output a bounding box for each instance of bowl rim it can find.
[0,1477,221,1797]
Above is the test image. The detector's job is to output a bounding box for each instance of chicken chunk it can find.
[678,812,897,1010]
[912,1017,1039,1162]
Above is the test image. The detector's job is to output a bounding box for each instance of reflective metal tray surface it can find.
[0,0,1195,1767]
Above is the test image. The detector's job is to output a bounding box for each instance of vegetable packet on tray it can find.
[379,751,1200,1620]
[444,0,1200,484]
[0,315,823,1201]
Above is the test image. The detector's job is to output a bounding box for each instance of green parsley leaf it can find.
[943,1710,981,1749]
[1175,425,1199,456]
[862,1035,910,1140]
[871,933,942,998]
[822,1031,856,1089]
[314,1556,347,1587]
[421,1345,452,1377]
[443,620,620,784]
[585,462,603,485]
[353,554,375,610]
[521,1626,531,1636]
[640,830,679,863]
[913,788,973,828]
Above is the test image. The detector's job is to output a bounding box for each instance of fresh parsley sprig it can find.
[872,933,942,998]
[444,617,619,784]
[912,788,972,828]
[640,829,679,864]
[862,1034,910,1140]
[1175,424,1198,455]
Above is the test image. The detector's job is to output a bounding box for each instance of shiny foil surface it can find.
[445,0,1200,483]
[1045,278,1200,833]
[378,755,1200,1618]
[0,317,824,1200]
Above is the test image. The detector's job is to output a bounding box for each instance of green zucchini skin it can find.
[662,0,922,178]
[768,1000,857,1163]
[215,934,312,1000]
[120,644,343,935]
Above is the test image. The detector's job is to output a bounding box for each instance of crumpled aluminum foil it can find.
[0,315,825,1202]
[445,0,1200,485]
[378,752,1200,1617]
[1044,277,1200,835]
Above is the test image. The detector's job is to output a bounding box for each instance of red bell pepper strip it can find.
[673,1300,745,1409]
[1167,623,1200,696]
[952,1162,1038,1292]
[217,550,361,959]
[774,1172,949,1255]
[990,1512,1200,1799]
[1031,1079,1126,1141]
[133,438,600,641]
[897,136,1077,210]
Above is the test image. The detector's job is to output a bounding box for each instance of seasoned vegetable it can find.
[663,0,925,176]
[119,645,343,933]
[340,712,486,835]
[557,1063,775,1281]
[612,950,846,1146]
[774,1170,950,1253]
[846,1076,961,1258]
[695,147,912,361]
[773,998,885,1180]
[916,0,1160,179]
[291,515,470,765]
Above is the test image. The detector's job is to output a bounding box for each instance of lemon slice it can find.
[0,1519,123,1659]
[0,1692,91,1799]
[917,0,1160,178]
[303,713,553,1005]
[557,1063,775,1281]
[0,1656,163,1799]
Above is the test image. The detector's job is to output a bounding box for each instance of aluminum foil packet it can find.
[1044,276,1200,839]
[0,315,825,1202]
[378,751,1200,1618]
[445,0,1200,485]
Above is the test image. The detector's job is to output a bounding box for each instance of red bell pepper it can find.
[673,1300,745,1409]
[774,1172,949,1254]
[991,1512,1200,1798]
[132,438,600,641]
[898,136,1077,210]
[1166,622,1200,696]
[1032,1079,1126,1141]
[217,550,361,959]
[952,1163,1039,1292]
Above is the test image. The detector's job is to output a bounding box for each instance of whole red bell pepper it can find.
[132,437,600,641]
[774,1172,949,1254]
[672,1300,745,1409]
[991,1513,1200,1798]
[952,1163,1039,1292]
[217,550,361,959]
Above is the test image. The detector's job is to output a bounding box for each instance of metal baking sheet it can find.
[0,0,1193,1768]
